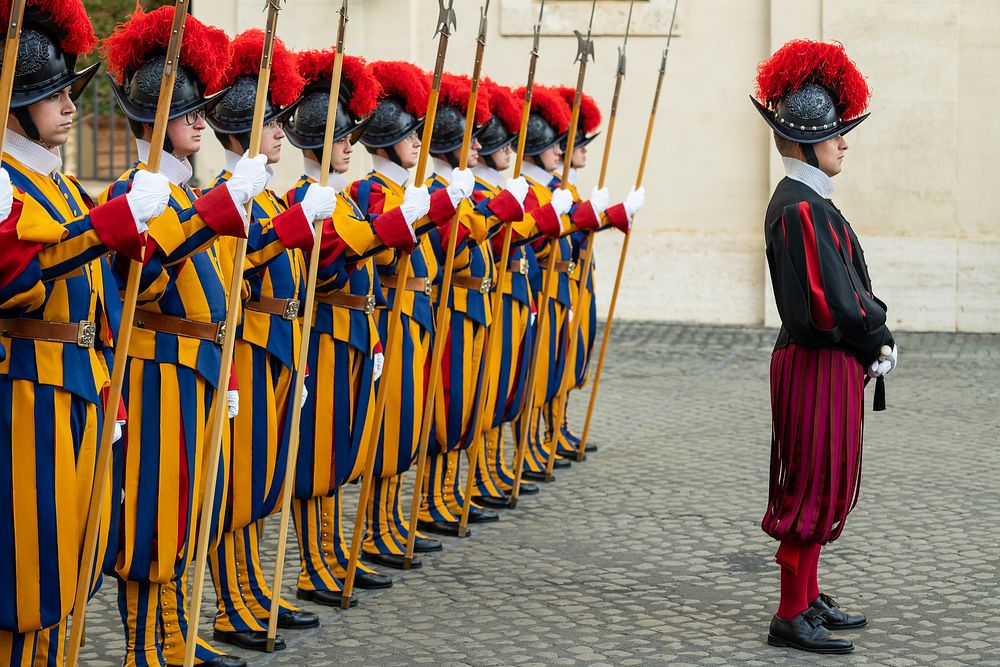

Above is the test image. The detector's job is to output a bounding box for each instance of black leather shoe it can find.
[473,493,511,509]
[514,482,540,495]
[296,588,358,608]
[466,506,499,523]
[552,457,571,469]
[521,470,552,482]
[176,656,247,667]
[767,610,854,654]
[413,535,443,552]
[351,570,393,590]
[277,609,320,629]
[362,551,423,569]
[584,442,598,453]
[417,519,467,537]
[811,593,868,630]
[213,630,285,652]
[556,447,584,460]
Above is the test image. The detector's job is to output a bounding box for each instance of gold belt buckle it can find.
[283,299,301,321]
[365,294,376,315]
[480,276,492,294]
[76,321,97,348]
[566,260,577,274]
[214,321,228,346]
[518,259,528,276]
[423,279,433,297]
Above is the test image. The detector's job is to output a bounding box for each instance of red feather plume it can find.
[225,30,302,108]
[554,86,601,134]
[296,49,381,118]
[755,39,870,120]
[520,85,571,134]
[101,6,232,94]
[1,0,96,56]
[369,61,430,118]
[482,78,521,135]
[438,73,491,126]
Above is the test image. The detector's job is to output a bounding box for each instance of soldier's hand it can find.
[401,185,431,226]
[551,188,574,217]
[301,184,338,222]
[227,153,269,207]
[126,170,171,231]
[447,167,475,205]
[504,176,529,210]
[624,187,646,219]
[0,167,13,222]
[589,186,610,215]
[227,389,240,418]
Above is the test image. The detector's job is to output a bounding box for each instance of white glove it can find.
[0,167,13,221]
[112,419,127,444]
[867,359,891,379]
[623,187,646,219]
[589,186,610,216]
[227,390,240,418]
[373,352,384,382]
[504,176,529,210]
[301,385,309,408]
[884,344,898,375]
[300,184,338,222]
[400,185,430,228]
[125,170,170,232]
[551,188,574,217]
[227,153,269,208]
[446,167,475,206]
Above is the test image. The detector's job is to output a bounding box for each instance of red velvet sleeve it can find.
[194,184,249,239]
[88,195,145,262]
[272,203,316,250]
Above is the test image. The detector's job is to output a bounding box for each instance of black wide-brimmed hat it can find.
[751,39,870,144]
[3,1,100,108]
[103,6,232,124]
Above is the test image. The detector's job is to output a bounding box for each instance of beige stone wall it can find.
[190,0,1000,332]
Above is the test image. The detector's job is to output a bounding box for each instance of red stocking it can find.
[775,540,816,621]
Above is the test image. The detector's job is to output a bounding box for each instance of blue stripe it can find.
[33,386,61,625]
[0,380,18,630]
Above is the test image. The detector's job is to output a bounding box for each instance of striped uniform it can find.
[352,171,456,560]
[286,174,388,591]
[0,151,140,660]
[471,175,540,500]
[204,168,315,634]
[102,162,246,667]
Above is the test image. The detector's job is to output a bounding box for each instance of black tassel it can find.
[873,376,886,412]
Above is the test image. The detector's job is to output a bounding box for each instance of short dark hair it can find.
[773,132,801,158]
[128,118,149,140]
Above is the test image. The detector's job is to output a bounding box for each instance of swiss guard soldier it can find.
[354,60,461,568]
[283,49,401,604]
[420,73,527,535]
[203,30,322,650]
[0,1,166,662]
[102,6,268,666]
[752,39,897,654]
[470,79,540,507]
[548,86,641,460]
[510,84,578,482]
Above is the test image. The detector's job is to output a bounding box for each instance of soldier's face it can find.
[491,144,513,171]
[259,122,284,165]
[457,136,482,168]
[572,145,587,169]
[166,113,205,159]
[814,135,848,177]
[18,87,75,147]
[331,138,352,173]
[538,145,562,172]
[392,132,421,169]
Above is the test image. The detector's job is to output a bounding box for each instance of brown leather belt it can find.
[538,260,576,274]
[244,296,301,321]
[451,274,494,294]
[404,277,433,295]
[316,291,377,314]
[134,309,227,345]
[0,318,97,348]
[509,258,529,275]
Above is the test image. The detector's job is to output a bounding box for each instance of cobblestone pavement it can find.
[79,323,1000,666]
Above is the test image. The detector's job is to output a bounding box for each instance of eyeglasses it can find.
[184,109,207,126]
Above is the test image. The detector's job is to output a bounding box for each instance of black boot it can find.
[767,610,854,654]
[810,593,868,630]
